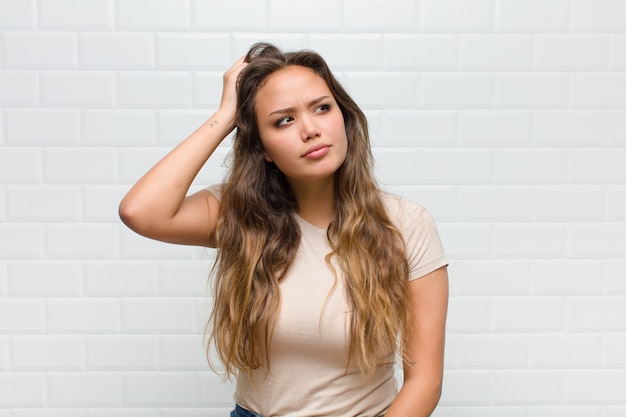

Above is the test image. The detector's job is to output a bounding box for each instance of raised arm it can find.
[119,57,247,247]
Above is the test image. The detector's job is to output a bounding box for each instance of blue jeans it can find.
[230,404,264,417]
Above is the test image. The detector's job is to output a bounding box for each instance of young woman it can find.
[120,43,449,417]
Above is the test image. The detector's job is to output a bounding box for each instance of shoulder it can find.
[380,191,433,230]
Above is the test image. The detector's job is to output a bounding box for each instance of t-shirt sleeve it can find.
[394,197,448,281]
[204,184,223,201]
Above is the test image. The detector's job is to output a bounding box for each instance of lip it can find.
[302,143,330,158]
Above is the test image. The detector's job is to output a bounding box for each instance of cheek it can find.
[336,120,348,148]
[332,113,347,138]
[256,127,274,162]
[258,133,287,164]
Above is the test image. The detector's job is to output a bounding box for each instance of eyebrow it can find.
[267,96,330,118]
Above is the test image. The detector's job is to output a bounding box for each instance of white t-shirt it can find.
[207,187,448,417]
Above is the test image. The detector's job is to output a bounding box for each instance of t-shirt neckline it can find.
[293,212,328,237]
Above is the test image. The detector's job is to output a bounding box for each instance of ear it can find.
[263,151,273,162]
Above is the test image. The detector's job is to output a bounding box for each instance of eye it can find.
[274,116,294,127]
[315,103,332,113]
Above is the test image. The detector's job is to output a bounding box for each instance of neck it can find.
[288,177,336,228]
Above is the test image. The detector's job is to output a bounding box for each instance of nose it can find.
[300,116,320,141]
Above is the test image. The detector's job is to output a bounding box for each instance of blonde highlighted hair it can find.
[208,43,412,378]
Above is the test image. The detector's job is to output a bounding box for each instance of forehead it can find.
[255,65,332,108]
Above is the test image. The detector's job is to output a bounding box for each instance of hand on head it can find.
[219,56,248,118]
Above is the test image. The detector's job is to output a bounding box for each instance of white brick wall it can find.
[0,0,624,415]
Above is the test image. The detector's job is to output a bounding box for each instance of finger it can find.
[224,57,247,81]
[230,56,247,71]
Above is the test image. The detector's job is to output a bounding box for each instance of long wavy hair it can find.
[208,43,411,378]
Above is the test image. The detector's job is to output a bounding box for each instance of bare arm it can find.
[119,57,247,247]
[386,266,449,417]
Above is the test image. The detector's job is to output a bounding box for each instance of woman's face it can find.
[254,65,348,188]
